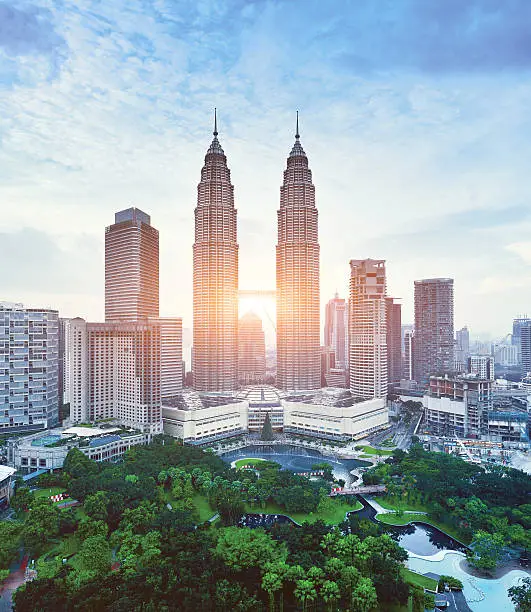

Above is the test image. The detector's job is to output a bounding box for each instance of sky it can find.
[1,0,531,343]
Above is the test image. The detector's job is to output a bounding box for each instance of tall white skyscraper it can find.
[193,112,239,391]
[276,115,320,390]
[0,304,59,431]
[324,294,348,370]
[349,260,388,399]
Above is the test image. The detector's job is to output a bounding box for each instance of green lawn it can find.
[356,445,394,456]
[234,458,268,469]
[401,567,438,590]
[192,493,217,522]
[33,487,67,503]
[244,497,363,525]
[377,495,432,513]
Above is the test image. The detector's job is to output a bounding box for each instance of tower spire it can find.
[295,110,300,139]
[213,107,218,137]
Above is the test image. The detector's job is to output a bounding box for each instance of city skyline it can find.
[2,2,531,338]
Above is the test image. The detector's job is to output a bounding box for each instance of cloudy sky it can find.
[1,0,531,342]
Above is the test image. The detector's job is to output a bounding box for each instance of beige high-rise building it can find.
[66,318,162,434]
[156,318,183,398]
[276,115,320,390]
[193,113,239,391]
[105,208,159,322]
[349,259,388,399]
[238,312,266,385]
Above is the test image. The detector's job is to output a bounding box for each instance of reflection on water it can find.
[221,444,368,486]
[351,496,467,556]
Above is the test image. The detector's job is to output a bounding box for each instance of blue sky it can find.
[1,0,531,340]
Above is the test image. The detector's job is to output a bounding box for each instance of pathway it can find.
[362,496,427,516]
[0,556,28,612]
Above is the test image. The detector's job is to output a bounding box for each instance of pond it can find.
[221,444,369,486]
[353,496,468,556]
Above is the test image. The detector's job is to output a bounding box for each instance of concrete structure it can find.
[324,294,348,369]
[386,297,402,390]
[414,278,454,388]
[276,115,320,390]
[455,326,470,373]
[238,386,283,431]
[105,208,159,322]
[66,318,162,434]
[403,329,415,381]
[0,303,59,432]
[58,317,70,409]
[0,465,16,508]
[521,324,531,374]
[238,312,266,385]
[162,392,247,444]
[424,374,493,439]
[320,346,336,387]
[283,392,388,441]
[193,112,238,391]
[468,355,494,380]
[6,426,150,473]
[512,316,531,364]
[162,387,388,444]
[156,317,183,399]
[494,343,518,367]
[349,259,388,400]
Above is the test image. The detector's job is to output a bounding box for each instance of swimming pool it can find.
[408,550,529,611]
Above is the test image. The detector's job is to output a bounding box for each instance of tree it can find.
[294,579,317,612]
[84,491,109,522]
[63,447,98,478]
[0,522,22,570]
[215,527,287,572]
[508,577,531,611]
[10,486,32,512]
[77,535,112,576]
[468,530,505,573]
[320,580,340,612]
[351,577,378,612]
[262,571,282,612]
[261,412,274,441]
[22,498,60,555]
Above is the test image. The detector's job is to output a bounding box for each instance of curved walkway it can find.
[363,496,427,516]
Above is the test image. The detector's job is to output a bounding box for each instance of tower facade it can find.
[385,297,402,390]
[349,260,388,399]
[105,208,159,322]
[238,312,266,385]
[0,303,59,432]
[193,115,239,391]
[276,117,320,390]
[414,278,454,388]
[324,294,349,370]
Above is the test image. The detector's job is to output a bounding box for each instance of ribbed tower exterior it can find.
[276,117,320,390]
[193,115,239,391]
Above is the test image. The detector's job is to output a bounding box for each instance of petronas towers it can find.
[193,112,320,392]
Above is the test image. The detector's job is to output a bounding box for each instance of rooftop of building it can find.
[9,425,145,449]
[0,465,16,482]
[283,388,366,407]
[162,391,242,411]
[236,386,282,406]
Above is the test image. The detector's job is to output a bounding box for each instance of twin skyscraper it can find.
[193,112,321,392]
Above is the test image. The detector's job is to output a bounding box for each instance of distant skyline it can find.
[2,1,531,338]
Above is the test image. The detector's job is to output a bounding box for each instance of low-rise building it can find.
[6,425,150,473]
[0,465,16,509]
[162,386,389,444]
[162,392,247,444]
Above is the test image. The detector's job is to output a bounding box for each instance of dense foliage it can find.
[363,444,531,572]
[11,441,413,611]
